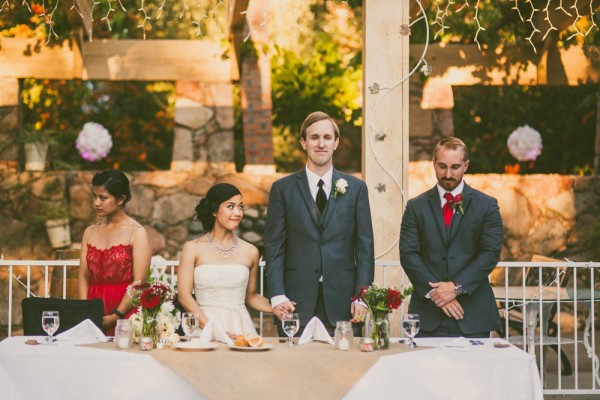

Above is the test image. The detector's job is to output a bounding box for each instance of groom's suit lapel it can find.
[319,169,340,230]
[447,184,471,244]
[427,187,448,245]
[295,169,320,228]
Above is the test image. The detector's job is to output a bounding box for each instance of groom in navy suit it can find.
[265,111,374,336]
[400,137,503,337]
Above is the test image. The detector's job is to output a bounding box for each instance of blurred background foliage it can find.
[1,0,599,173]
[20,79,175,171]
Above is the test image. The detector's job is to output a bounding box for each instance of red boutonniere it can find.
[449,193,464,215]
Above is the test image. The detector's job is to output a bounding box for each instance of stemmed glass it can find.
[281,313,299,348]
[181,312,199,342]
[41,311,60,344]
[402,313,420,348]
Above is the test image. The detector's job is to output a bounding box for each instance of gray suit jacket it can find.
[265,168,375,326]
[399,183,503,334]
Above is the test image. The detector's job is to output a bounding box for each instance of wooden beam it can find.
[411,43,600,86]
[363,0,409,261]
[0,38,235,81]
[81,39,236,81]
[0,38,80,79]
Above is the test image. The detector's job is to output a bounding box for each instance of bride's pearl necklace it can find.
[205,233,238,258]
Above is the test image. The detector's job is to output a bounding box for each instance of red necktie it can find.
[443,192,454,228]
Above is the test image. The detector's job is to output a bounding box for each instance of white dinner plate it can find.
[173,342,218,352]
[228,343,273,352]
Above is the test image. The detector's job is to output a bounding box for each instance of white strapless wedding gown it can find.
[194,264,257,335]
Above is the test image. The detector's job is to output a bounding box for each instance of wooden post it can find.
[363,0,410,263]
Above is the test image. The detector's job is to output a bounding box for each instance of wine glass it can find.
[181,312,199,342]
[41,310,60,344]
[402,313,420,348]
[281,313,299,348]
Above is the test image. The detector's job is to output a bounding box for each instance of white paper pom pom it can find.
[507,125,542,162]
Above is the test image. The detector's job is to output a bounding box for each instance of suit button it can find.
[442,256,447,261]
[314,270,319,273]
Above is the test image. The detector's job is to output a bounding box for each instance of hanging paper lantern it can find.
[507,125,542,162]
[76,122,113,162]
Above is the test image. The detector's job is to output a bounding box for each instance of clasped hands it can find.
[429,281,464,320]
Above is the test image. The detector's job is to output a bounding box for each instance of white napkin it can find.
[298,317,335,345]
[55,319,107,345]
[199,319,234,346]
[439,336,471,352]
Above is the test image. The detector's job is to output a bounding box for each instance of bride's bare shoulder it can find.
[236,238,259,258]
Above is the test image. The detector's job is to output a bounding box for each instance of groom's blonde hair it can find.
[300,111,340,141]
[433,137,469,162]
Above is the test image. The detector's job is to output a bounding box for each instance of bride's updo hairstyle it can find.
[92,170,132,206]
[194,183,242,231]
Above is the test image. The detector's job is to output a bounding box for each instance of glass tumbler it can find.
[334,321,353,351]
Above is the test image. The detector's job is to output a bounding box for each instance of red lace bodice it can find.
[86,244,134,285]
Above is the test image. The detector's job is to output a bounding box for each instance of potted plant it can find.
[17,128,57,171]
[35,204,72,249]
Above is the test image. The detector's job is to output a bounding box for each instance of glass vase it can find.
[141,312,159,348]
[367,313,390,350]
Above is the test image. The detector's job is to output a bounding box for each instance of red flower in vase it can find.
[140,288,161,310]
[385,289,402,310]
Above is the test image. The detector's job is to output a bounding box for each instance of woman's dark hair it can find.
[194,183,242,231]
[91,170,132,205]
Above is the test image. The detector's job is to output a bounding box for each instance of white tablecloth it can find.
[0,336,203,400]
[345,338,543,400]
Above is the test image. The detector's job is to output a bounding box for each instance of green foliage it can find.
[453,85,597,174]
[271,33,362,171]
[0,0,228,40]
[32,203,70,223]
[21,79,175,171]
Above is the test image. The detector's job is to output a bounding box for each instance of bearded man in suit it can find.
[265,111,375,336]
[400,137,503,338]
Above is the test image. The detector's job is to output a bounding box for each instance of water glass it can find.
[281,313,299,348]
[402,313,420,348]
[41,310,60,344]
[181,312,200,342]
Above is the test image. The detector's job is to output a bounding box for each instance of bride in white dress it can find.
[177,183,272,337]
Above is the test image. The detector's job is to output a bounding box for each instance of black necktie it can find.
[316,179,327,214]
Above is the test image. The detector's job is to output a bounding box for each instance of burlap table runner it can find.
[91,338,421,399]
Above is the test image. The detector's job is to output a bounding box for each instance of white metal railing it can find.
[1,259,598,395]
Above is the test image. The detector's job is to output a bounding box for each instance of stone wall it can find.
[1,165,599,262]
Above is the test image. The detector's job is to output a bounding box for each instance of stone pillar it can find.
[174,81,236,174]
[0,77,20,166]
[240,0,275,174]
[363,0,410,263]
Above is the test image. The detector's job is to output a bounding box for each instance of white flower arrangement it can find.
[507,125,543,162]
[333,178,348,199]
[76,122,113,162]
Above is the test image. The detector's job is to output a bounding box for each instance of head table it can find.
[0,336,542,400]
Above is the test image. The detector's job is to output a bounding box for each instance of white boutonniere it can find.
[333,178,348,199]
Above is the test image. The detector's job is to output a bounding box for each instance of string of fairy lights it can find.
[431,0,599,53]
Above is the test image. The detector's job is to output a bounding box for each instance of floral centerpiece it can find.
[353,284,412,350]
[127,276,181,348]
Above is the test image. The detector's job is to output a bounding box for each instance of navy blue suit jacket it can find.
[399,183,503,334]
[265,168,375,326]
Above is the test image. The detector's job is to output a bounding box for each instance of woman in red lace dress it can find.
[77,170,151,335]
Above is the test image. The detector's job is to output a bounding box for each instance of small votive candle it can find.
[338,337,350,351]
[117,336,130,349]
[360,337,374,352]
[139,337,153,351]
